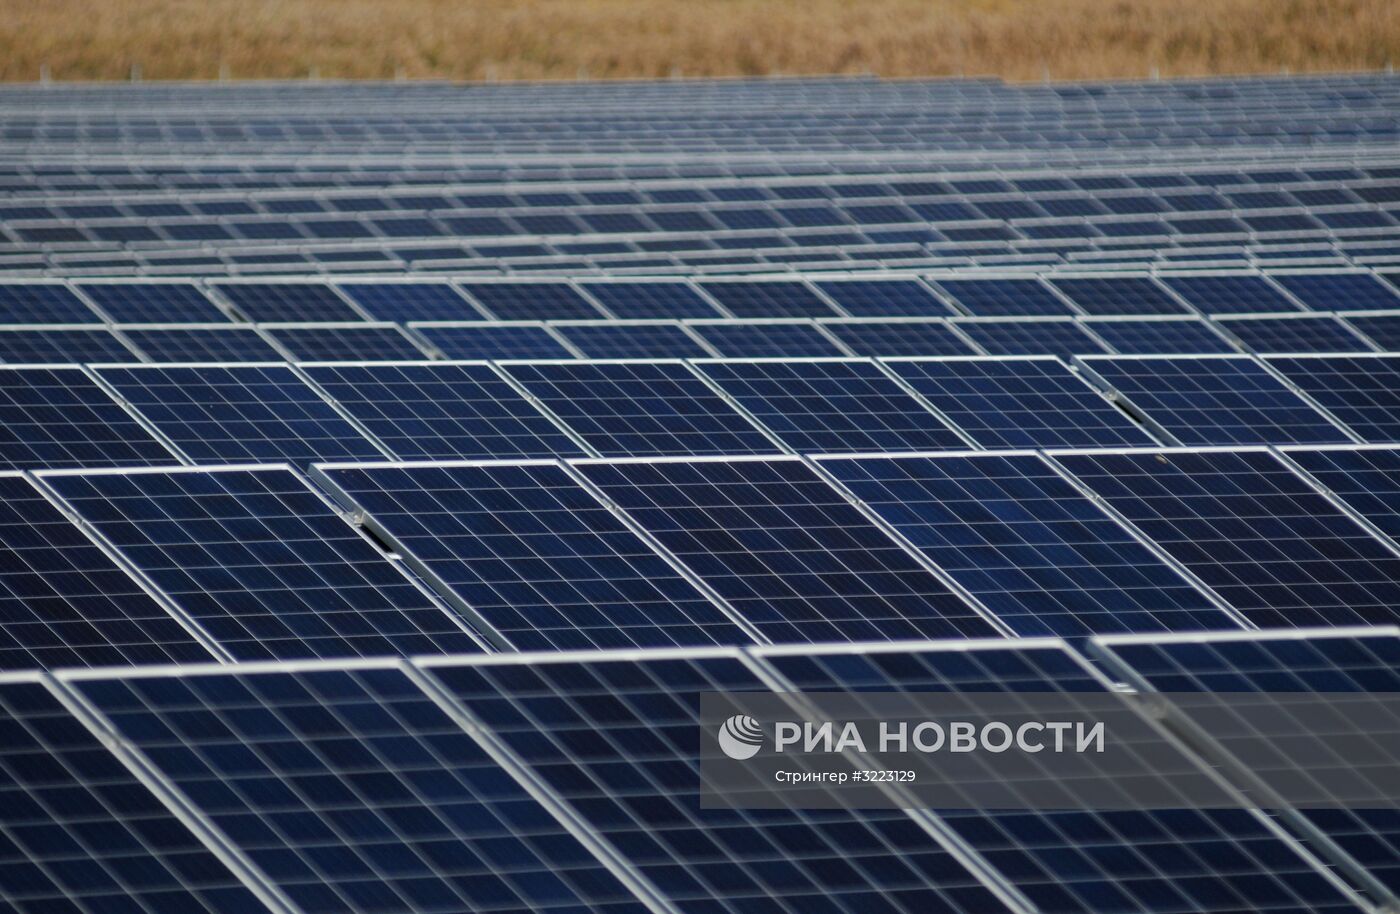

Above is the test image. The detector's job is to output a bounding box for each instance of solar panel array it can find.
[6,71,1400,913]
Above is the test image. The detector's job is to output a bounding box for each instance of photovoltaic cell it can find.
[1053,448,1400,628]
[813,279,955,317]
[1081,318,1238,355]
[551,322,711,359]
[212,283,363,322]
[954,319,1111,358]
[299,362,585,460]
[0,327,140,364]
[1272,273,1400,312]
[688,321,848,357]
[575,457,997,642]
[409,322,575,360]
[823,320,980,357]
[458,282,601,320]
[931,278,1074,316]
[1338,313,1400,351]
[1283,446,1400,540]
[761,643,1363,914]
[697,280,838,318]
[693,359,965,452]
[1079,355,1350,445]
[424,652,1009,914]
[335,282,481,321]
[818,453,1235,636]
[78,283,229,323]
[1163,275,1304,314]
[94,364,386,465]
[119,326,287,363]
[1265,356,1400,442]
[1215,316,1373,354]
[0,678,267,914]
[1048,276,1191,315]
[885,358,1158,448]
[318,462,748,650]
[500,361,781,457]
[259,323,430,361]
[71,666,648,914]
[0,285,100,323]
[43,467,480,660]
[578,281,722,319]
[0,366,179,470]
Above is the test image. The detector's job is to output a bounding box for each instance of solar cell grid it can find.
[822,319,981,357]
[1213,315,1375,354]
[409,322,575,360]
[41,466,482,660]
[1080,317,1239,355]
[334,282,481,321]
[551,321,712,359]
[0,326,141,364]
[118,325,287,363]
[77,282,229,323]
[1281,445,1400,542]
[813,278,955,316]
[258,322,431,361]
[1337,312,1400,351]
[0,284,100,324]
[953,317,1112,358]
[1163,274,1304,314]
[1272,272,1400,312]
[211,282,364,322]
[686,320,849,357]
[931,278,1075,316]
[1265,356,1400,442]
[1047,276,1192,315]
[458,281,602,320]
[696,280,838,317]
[578,280,722,319]
[574,456,999,642]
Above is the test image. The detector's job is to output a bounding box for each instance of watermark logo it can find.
[717,714,764,760]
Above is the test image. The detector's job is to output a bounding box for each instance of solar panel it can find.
[816,318,977,357]
[1052,448,1400,628]
[551,321,712,359]
[758,641,1365,914]
[1272,272,1400,312]
[1337,312,1400,351]
[458,281,602,320]
[574,456,998,641]
[815,452,1237,636]
[697,280,837,317]
[41,467,481,659]
[409,321,575,360]
[0,326,140,363]
[67,664,649,914]
[931,278,1074,316]
[0,284,100,323]
[92,363,387,465]
[813,278,954,316]
[1264,356,1400,442]
[884,357,1158,448]
[77,282,229,323]
[1094,629,1400,900]
[1047,276,1191,315]
[692,358,966,452]
[1214,315,1375,353]
[316,461,750,650]
[953,317,1111,357]
[298,362,586,460]
[499,360,782,457]
[1162,274,1304,314]
[119,325,287,362]
[578,280,722,319]
[421,651,1009,914]
[211,282,364,322]
[0,676,268,914]
[258,322,430,361]
[1076,355,1352,445]
[687,320,849,357]
[335,281,481,321]
[1280,445,1400,544]
[1080,317,1239,355]
[0,365,179,470]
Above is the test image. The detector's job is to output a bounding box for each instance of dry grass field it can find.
[3,0,1398,83]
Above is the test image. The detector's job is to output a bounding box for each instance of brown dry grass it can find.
[2,0,1397,83]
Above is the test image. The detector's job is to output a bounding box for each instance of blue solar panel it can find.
[931,278,1074,316]
[551,322,711,359]
[954,318,1111,357]
[1273,272,1400,312]
[77,282,229,323]
[93,363,387,464]
[1264,356,1400,441]
[1053,448,1400,628]
[698,280,837,318]
[575,457,997,641]
[760,642,1364,914]
[0,366,179,470]
[1215,315,1374,353]
[0,473,214,668]
[0,285,100,323]
[70,665,648,914]
[120,325,287,362]
[822,319,981,357]
[578,281,722,319]
[335,282,481,321]
[259,323,430,361]
[817,452,1236,636]
[459,282,601,320]
[813,279,955,316]
[0,327,140,364]
[885,357,1158,448]
[1163,274,1304,314]
[1283,445,1400,541]
[1078,355,1351,445]
[500,360,781,457]
[299,362,586,460]
[688,320,848,357]
[317,461,749,650]
[1338,313,1400,351]
[1081,317,1239,354]
[1047,276,1192,315]
[693,359,966,452]
[0,677,266,914]
[212,282,364,322]
[43,467,481,659]
[409,322,575,360]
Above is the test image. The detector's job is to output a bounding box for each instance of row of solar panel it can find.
[3,627,1398,914]
[6,444,1400,668]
